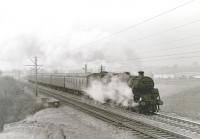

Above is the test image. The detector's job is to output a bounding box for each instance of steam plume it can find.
[85,75,136,107]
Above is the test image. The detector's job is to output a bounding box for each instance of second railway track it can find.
[109,105,200,135]
[154,112,200,134]
[26,84,200,139]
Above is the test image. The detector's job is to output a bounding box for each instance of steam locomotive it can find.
[127,71,163,113]
[28,71,163,114]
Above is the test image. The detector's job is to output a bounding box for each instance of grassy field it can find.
[156,79,200,120]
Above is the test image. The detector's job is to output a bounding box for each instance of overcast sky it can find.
[0,0,200,72]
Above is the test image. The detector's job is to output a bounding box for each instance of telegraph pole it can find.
[26,56,42,97]
[35,56,38,96]
[100,65,103,72]
[85,64,87,73]
[82,64,87,73]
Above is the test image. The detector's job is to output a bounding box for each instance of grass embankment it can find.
[0,76,42,131]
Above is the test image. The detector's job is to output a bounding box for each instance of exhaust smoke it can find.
[85,75,136,107]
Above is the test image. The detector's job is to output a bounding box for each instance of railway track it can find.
[156,112,200,133]
[110,106,200,135]
[28,84,196,139]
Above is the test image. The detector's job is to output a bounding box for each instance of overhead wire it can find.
[78,0,195,47]
[35,0,197,69]
[81,1,200,64]
[135,41,200,53]
[129,33,200,48]
[135,55,200,62]
[128,49,200,60]
[126,19,200,44]
[117,55,200,66]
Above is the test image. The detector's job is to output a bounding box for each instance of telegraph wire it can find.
[128,33,200,50]
[118,55,200,65]
[136,41,200,53]
[129,49,200,60]
[135,55,200,62]
[66,0,197,66]
[106,55,200,70]
[141,34,200,47]
[127,19,200,44]
[26,1,197,70]
[129,54,200,61]
[107,0,195,38]
[78,0,195,47]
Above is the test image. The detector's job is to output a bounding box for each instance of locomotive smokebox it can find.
[138,71,144,77]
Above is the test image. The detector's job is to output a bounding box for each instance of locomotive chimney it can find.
[138,71,144,78]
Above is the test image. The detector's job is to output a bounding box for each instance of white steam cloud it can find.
[85,75,136,107]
